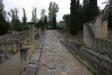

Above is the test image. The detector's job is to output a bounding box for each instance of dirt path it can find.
[37,30,93,75]
[0,53,20,75]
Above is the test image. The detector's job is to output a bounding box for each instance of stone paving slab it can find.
[21,33,45,75]
[37,30,93,75]
[21,49,41,75]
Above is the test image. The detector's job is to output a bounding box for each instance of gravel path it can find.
[37,30,93,75]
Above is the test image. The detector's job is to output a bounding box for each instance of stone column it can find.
[103,20,108,39]
[5,43,9,58]
[0,44,5,63]
[20,46,29,72]
[30,24,35,44]
[13,42,17,53]
[39,28,41,41]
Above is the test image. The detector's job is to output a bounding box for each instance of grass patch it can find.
[103,72,109,75]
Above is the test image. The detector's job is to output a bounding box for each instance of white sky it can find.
[3,0,107,22]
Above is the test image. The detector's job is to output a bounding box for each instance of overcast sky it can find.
[3,0,107,22]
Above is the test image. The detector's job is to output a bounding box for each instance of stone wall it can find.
[94,16,108,39]
[81,3,112,74]
[83,20,112,74]
[0,28,36,63]
[94,39,112,58]
[84,23,112,58]
[83,23,94,49]
[81,48,112,74]
[63,41,112,74]
[0,40,21,62]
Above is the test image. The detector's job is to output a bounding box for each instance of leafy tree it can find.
[40,9,45,29]
[22,8,27,29]
[63,14,70,30]
[8,8,22,31]
[31,8,37,24]
[36,9,48,29]
[41,9,46,21]
[48,2,53,27]
[36,9,45,29]
[0,0,9,35]
[48,2,59,29]
[36,20,42,29]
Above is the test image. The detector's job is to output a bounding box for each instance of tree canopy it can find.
[32,8,37,23]
[83,0,99,22]
[69,0,99,35]
[22,8,27,29]
[48,1,59,29]
[63,14,70,30]
[8,8,22,31]
[0,0,9,35]
[70,0,83,35]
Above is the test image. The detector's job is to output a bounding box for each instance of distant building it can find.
[57,21,66,28]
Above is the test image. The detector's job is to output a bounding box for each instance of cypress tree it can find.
[22,8,27,29]
[70,0,77,35]
[70,0,83,35]
[48,2,59,29]
[83,0,99,22]
[0,0,9,35]
[44,16,48,29]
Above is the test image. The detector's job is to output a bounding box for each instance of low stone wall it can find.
[94,39,112,57]
[63,41,112,74]
[0,41,21,62]
[81,48,112,74]
[0,29,34,63]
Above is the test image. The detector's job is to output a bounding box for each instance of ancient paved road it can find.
[37,30,93,75]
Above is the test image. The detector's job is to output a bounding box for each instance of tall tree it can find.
[83,0,99,22]
[9,8,22,31]
[0,0,9,35]
[36,9,47,29]
[40,9,46,29]
[63,14,70,30]
[48,2,53,27]
[48,2,59,29]
[22,8,27,29]
[41,9,46,21]
[70,0,83,35]
[31,8,37,24]
[44,15,48,29]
